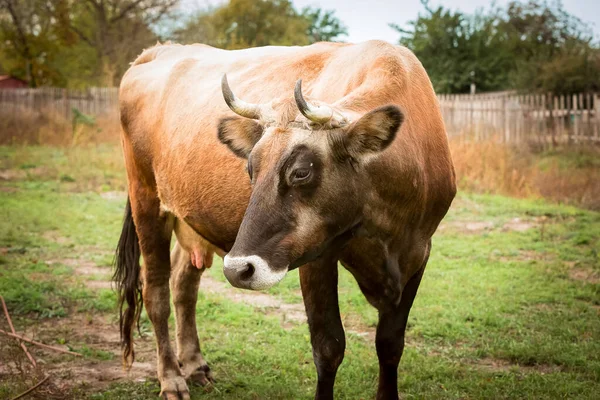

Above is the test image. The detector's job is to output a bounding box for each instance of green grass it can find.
[1,144,599,399]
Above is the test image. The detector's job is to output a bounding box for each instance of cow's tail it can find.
[113,196,142,368]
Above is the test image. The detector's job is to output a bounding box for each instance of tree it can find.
[171,9,218,46]
[1,0,346,87]
[301,6,347,43]
[174,0,347,49]
[67,0,178,86]
[498,0,600,93]
[0,0,67,86]
[392,1,511,93]
[392,0,600,94]
[0,0,178,87]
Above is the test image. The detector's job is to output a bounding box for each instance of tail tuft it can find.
[113,197,142,368]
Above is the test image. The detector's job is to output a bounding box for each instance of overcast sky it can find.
[183,0,600,44]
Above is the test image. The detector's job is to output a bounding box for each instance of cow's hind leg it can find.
[170,241,213,386]
[375,253,428,400]
[129,189,189,400]
[300,255,345,400]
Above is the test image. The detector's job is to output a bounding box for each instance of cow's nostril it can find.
[239,262,255,281]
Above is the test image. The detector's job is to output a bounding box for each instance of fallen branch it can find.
[10,375,49,400]
[0,329,82,357]
[0,296,37,367]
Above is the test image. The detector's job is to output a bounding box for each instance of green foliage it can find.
[301,6,347,43]
[392,5,512,93]
[0,0,69,87]
[499,1,600,93]
[1,0,346,86]
[213,0,310,48]
[174,0,346,49]
[393,0,600,94]
[64,0,163,86]
[0,0,176,87]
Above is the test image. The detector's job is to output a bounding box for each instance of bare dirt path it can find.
[200,275,307,327]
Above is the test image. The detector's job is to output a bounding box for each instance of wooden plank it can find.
[530,94,536,144]
[552,96,558,145]
[503,97,509,143]
[514,95,519,143]
[594,94,600,141]
[565,95,571,143]
[527,94,533,143]
[585,93,591,139]
[540,94,547,147]
[63,89,68,119]
[558,95,564,143]
[570,94,580,143]
[542,94,547,145]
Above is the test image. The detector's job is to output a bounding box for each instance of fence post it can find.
[503,97,509,143]
[62,88,68,120]
[540,94,546,147]
[558,95,564,143]
[569,94,579,143]
[578,93,584,140]
[584,93,591,140]
[590,94,600,141]
[534,94,540,145]
[516,95,522,143]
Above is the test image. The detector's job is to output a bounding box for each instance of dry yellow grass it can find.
[450,139,600,210]
[0,107,120,146]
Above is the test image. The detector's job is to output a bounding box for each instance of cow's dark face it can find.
[218,105,403,290]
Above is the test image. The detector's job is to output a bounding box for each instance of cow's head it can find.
[218,75,403,290]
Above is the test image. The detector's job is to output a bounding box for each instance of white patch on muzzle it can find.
[223,254,287,290]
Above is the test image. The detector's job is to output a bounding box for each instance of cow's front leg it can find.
[130,189,189,400]
[300,256,345,400]
[170,242,213,386]
[375,265,425,400]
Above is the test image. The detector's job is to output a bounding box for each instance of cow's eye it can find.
[291,168,311,183]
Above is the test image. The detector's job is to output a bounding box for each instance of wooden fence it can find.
[1,87,599,145]
[439,92,600,144]
[0,87,119,120]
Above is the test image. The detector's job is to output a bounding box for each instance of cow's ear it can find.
[330,105,403,162]
[217,117,264,158]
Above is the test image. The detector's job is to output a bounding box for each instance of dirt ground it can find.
[0,265,342,398]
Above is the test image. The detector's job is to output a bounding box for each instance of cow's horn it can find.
[221,74,261,119]
[294,79,336,124]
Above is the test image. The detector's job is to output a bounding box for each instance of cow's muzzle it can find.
[223,254,287,290]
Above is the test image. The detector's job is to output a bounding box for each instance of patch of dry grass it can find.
[0,107,120,146]
[450,139,600,210]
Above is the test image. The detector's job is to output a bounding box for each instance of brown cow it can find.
[115,40,456,400]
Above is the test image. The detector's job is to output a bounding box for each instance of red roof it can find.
[0,75,28,88]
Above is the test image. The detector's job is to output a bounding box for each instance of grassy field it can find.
[0,144,599,399]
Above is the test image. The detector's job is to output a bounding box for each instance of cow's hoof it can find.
[188,364,214,386]
[179,356,214,386]
[160,376,190,400]
[190,364,215,386]
[161,392,190,400]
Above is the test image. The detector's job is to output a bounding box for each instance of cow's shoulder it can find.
[352,41,424,84]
